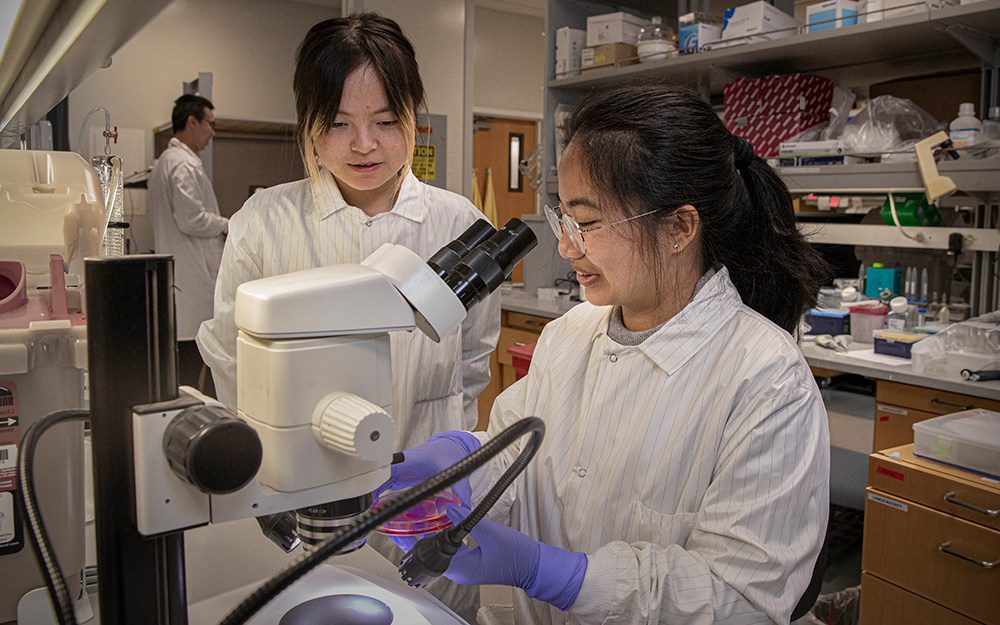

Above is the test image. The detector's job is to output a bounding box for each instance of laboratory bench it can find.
[485,287,1000,498]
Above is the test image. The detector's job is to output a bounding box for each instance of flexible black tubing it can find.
[17,409,90,625]
[219,416,545,625]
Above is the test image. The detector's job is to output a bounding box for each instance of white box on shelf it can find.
[779,140,847,156]
[680,22,723,53]
[555,27,586,78]
[586,12,648,47]
[807,0,860,32]
[721,1,802,42]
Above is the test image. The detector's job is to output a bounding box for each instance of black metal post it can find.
[86,255,188,625]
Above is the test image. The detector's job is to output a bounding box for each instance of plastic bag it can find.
[841,96,944,155]
[808,585,860,625]
[820,86,857,141]
[910,319,1000,374]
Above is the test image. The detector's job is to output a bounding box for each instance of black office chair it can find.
[790,531,829,621]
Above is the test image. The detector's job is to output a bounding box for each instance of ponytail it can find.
[721,152,830,333]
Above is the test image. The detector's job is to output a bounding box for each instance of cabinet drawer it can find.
[863,489,1000,623]
[876,381,1000,415]
[860,573,981,625]
[869,447,1000,532]
[505,312,551,333]
[874,404,938,452]
[497,326,540,367]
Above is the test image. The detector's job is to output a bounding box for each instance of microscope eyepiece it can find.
[445,218,537,310]
[426,219,496,280]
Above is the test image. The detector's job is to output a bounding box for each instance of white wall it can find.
[69,0,544,194]
[365,0,469,193]
[474,7,545,117]
[69,0,338,167]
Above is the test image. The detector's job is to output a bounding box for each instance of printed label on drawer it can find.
[868,492,908,512]
[877,404,908,415]
[876,466,905,481]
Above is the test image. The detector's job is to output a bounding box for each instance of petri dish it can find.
[373,488,462,536]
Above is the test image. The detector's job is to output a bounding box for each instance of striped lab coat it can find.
[472,268,830,624]
[196,170,500,450]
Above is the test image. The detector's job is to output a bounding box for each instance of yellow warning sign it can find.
[411,145,435,181]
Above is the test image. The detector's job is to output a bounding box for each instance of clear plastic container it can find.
[913,409,1000,479]
[636,17,677,62]
[848,302,887,343]
[373,488,462,536]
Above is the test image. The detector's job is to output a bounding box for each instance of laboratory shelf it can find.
[779,159,1000,193]
[547,0,1000,95]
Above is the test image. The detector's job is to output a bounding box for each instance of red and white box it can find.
[724,73,835,157]
[726,112,828,157]
[759,74,835,114]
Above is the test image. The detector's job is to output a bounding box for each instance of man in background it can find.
[149,94,228,397]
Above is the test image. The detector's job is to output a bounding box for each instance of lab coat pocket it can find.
[628,500,697,549]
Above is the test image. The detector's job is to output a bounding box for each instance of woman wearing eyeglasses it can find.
[385,84,832,624]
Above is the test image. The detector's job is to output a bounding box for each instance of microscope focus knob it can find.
[312,392,395,461]
[163,404,263,494]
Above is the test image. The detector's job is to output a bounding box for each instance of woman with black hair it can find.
[196,14,497,621]
[386,84,832,624]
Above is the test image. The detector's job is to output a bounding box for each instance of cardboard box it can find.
[807,0,859,32]
[586,12,648,47]
[779,139,846,156]
[724,74,834,120]
[725,112,828,157]
[555,27,586,78]
[721,1,801,43]
[759,74,835,114]
[581,43,639,72]
[679,22,723,53]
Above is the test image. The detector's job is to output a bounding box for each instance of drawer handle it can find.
[930,398,975,410]
[938,542,1000,569]
[523,319,545,327]
[943,491,1000,517]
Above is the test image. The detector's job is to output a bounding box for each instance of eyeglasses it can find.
[543,204,667,255]
[198,117,216,130]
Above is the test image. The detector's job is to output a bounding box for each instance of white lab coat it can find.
[472,268,830,625]
[196,169,501,450]
[148,137,228,340]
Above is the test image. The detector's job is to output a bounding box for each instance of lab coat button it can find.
[365,220,373,227]
[609,354,618,363]
[577,468,587,477]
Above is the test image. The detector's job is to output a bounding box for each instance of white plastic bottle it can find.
[950,102,982,149]
[886,296,908,332]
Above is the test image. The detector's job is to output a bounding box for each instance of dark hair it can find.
[294,13,426,178]
[171,94,213,133]
[562,84,830,334]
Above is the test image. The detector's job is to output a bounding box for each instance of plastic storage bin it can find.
[913,409,1000,479]
[873,330,926,358]
[848,303,887,343]
[507,343,537,380]
[805,308,850,335]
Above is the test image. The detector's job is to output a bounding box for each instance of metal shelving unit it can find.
[541,0,1000,313]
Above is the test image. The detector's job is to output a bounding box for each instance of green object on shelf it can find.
[880,192,942,227]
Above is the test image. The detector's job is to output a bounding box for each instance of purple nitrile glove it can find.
[441,504,588,611]
[377,430,480,554]
[376,430,481,504]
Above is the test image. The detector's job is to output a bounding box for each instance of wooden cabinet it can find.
[476,310,553,430]
[861,445,1000,625]
[873,380,1000,452]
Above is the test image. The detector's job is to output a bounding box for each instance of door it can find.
[472,116,538,284]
